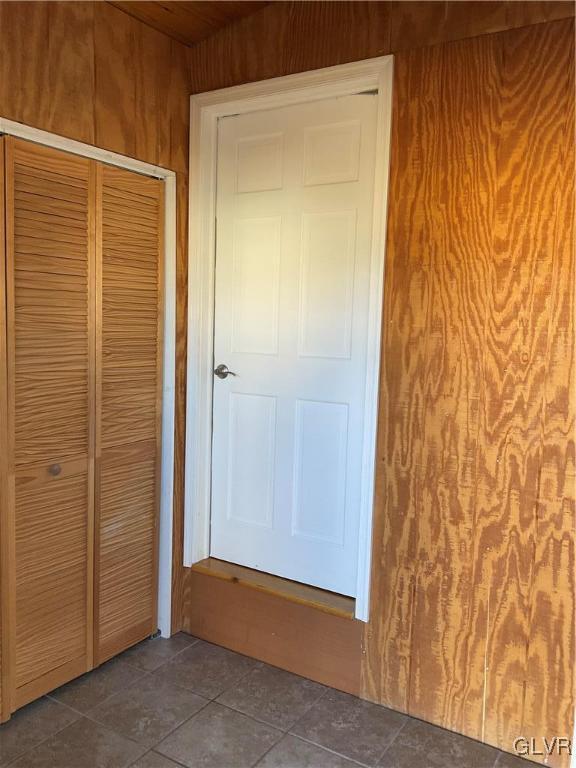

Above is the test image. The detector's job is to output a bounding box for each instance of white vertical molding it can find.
[354,56,394,622]
[157,174,176,637]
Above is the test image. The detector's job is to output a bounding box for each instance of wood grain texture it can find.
[14,474,89,689]
[95,165,164,664]
[184,570,363,696]
[187,1,575,93]
[478,22,574,753]
[0,138,9,721]
[362,19,575,768]
[94,3,137,158]
[400,34,499,739]
[0,1,191,169]
[46,2,95,144]
[4,139,94,704]
[193,558,355,619]
[109,1,268,47]
[519,21,576,756]
[389,1,575,51]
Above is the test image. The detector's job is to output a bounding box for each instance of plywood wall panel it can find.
[187,1,574,93]
[134,23,172,167]
[522,22,575,756]
[0,3,50,129]
[402,33,500,740]
[46,2,95,144]
[282,1,390,76]
[477,22,574,753]
[94,3,138,158]
[364,18,575,767]
[0,2,191,170]
[361,43,435,715]
[388,1,573,51]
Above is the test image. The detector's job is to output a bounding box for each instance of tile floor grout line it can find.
[251,735,284,768]
[45,668,153,719]
[147,658,262,703]
[283,683,331,733]
[207,698,286,735]
[2,703,95,768]
[374,713,410,765]
[213,672,329,733]
[120,635,202,674]
[148,697,285,766]
[136,697,216,755]
[126,746,191,768]
[2,636,516,768]
[2,637,203,768]
[82,697,211,749]
[286,733,375,768]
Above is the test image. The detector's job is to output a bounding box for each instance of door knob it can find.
[48,463,62,477]
[214,364,237,380]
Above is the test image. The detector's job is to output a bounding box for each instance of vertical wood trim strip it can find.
[93,162,103,665]
[86,159,97,671]
[153,181,166,632]
[2,137,17,717]
[0,137,9,721]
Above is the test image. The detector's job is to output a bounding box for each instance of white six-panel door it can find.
[211,94,377,596]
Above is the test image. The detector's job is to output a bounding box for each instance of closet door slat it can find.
[96,165,163,663]
[2,138,95,709]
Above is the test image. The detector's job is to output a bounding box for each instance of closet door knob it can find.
[48,463,62,477]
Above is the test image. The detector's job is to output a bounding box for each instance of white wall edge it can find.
[183,55,395,623]
[0,117,176,638]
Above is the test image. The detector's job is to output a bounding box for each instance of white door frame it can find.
[183,55,394,621]
[0,117,176,638]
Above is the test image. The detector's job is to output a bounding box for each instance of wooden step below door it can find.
[95,164,163,664]
[2,138,96,710]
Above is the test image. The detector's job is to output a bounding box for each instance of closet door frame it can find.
[0,121,176,719]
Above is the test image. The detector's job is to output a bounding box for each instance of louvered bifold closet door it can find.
[3,138,95,709]
[95,165,163,663]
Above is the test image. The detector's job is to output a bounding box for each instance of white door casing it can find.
[211,96,378,596]
[184,56,394,619]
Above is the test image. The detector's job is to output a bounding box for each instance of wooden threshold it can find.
[192,558,355,619]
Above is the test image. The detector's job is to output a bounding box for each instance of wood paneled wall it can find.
[187,0,574,93]
[0,0,191,672]
[365,19,575,763]
[183,4,575,764]
[0,0,573,763]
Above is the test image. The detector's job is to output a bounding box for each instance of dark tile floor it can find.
[0,633,532,768]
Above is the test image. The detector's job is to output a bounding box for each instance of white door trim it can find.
[184,55,394,622]
[0,117,176,638]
